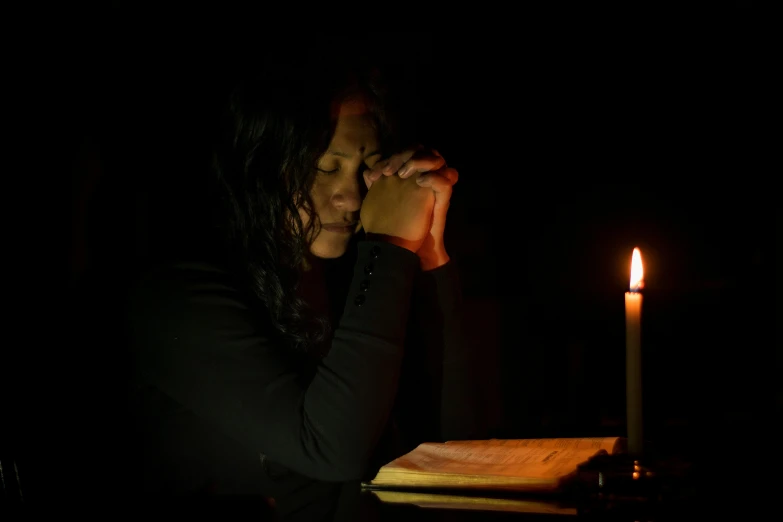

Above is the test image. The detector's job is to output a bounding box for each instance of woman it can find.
[115,50,483,517]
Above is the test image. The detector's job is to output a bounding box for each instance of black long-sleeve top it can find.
[114,240,481,516]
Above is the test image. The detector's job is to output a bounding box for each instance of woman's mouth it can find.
[322,223,358,234]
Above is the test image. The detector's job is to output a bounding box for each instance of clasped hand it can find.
[359,147,458,270]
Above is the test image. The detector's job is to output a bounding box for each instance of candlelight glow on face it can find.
[629,247,644,292]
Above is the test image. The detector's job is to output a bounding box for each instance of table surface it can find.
[361,490,747,522]
[2,452,762,521]
[1,485,754,521]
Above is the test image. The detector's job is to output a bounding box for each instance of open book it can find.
[368,490,578,515]
[364,437,624,494]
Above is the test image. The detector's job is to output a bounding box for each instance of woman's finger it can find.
[363,169,382,189]
[398,153,447,178]
[382,147,420,175]
[415,167,459,191]
[367,146,422,177]
[440,166,459,184]
[371,159,389,175]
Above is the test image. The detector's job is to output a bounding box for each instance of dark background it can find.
[7,4,777,501]
[66,17,774,431]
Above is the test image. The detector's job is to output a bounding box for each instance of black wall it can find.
[11,7,774,486]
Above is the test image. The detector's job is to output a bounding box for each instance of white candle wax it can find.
[625,247,644,455]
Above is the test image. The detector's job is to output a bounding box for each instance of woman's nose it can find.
[331,173,362,212]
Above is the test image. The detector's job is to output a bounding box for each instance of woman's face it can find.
[303,98,381,258]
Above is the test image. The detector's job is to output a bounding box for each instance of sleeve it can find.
[127,241,419,483]
[393,261,485,449]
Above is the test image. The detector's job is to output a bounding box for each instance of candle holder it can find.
[565,449,696,520]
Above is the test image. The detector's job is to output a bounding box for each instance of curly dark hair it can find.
[211,54,403,356]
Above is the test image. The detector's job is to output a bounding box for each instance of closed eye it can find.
[317,167,339,175]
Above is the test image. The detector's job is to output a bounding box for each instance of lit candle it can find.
[625,247,644,455]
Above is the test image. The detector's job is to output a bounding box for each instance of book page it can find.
[383,437,620,480]
[447,437,620,452]
[369,490,578,515]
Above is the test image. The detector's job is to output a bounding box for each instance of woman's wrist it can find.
[364,233,450,269]
[364,233,423,254]
[419,245,450,271]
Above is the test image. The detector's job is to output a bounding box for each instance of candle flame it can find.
[630,247,644,291]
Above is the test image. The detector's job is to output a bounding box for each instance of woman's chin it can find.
[309,241,350,260]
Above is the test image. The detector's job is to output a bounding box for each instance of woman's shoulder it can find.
[124,259,285,373]
[132,258,238,293]
[135,259,237,287]
[127,258,259,326]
